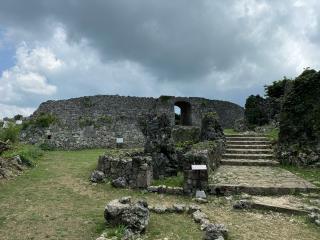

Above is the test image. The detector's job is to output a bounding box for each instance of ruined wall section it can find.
[24,95,159,149]
[22,95,243,149]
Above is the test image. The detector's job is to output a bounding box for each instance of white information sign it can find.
[191,165,207,171]
[116,137,124,143]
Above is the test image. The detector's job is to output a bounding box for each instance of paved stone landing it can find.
[209,134,319,195]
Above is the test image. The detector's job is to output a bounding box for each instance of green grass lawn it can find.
[282,165,320,187]
[0,149,319,240]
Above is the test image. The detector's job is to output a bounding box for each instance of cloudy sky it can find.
[1,0,320,118]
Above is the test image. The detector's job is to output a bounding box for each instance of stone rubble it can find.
[104,197,149,238]
[233,200,253,209]
[90,170,105,183]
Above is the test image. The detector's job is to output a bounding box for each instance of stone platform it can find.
[209,165,318,195]
[209,134,319,195]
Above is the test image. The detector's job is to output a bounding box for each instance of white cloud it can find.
[0,103,34,119]
[1,1,320,118]
[0,43,60,104]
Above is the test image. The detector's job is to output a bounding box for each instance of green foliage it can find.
[203,111,218,120]
[39,142,56,151]
[282,165,320,187]
[81,97,94,108]
[265,77,291,99]
[96,115,112,126]
[1,144,43,167]
[152,172,184,187]
[159,95,173,103]
[244,95,269,128]
[223,128,239,135]
[0,123,21,143]
[191,141,217,151]
[14,114,23,121]
[23,113,58,129]
[175,140,194,150]
[35,113,57,128]
[104,225,126,238]
[79,117,95,128]
[279,69,320,146]
[265,127,279,143]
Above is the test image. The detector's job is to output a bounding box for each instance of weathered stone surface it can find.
[196,190,207,199]
[233,200,252,209]
[203,224,228,240]
[173,204,186,213]
[210,166,318,195]
[0,140,9,154]
[142,114,178,179]
[90,170,105,183]
[187,205,201,214]
[201,112,225,142]
[111,177,127,188]
[21,95,243,150]
[172,125,201,144]
[0,155,25,180]
[309,212,320,227]
[192,210,208,223]
[233,118,248,132]
[104,197,149,234]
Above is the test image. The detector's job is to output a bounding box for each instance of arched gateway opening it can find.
[174,101,192,126]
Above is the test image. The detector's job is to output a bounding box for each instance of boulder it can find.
[203,223,228,240]
[233,200,252,209]
[104,197,149,234]
[90,170,105,183]
[111,177,127,188]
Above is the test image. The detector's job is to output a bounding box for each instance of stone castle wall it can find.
[21,95,243,149]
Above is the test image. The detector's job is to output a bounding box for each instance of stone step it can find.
[226,144,271,149]
[208,184,320,196]
[225,134,267,137]
[226,141,270,145]
[226,136,268,141]
[222,153,273,160]
[221,159,279,166]
[226,149,273,154]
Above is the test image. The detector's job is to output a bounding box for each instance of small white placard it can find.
[191,165,207,170]
[116,137,124,143]
[16,120,23,125]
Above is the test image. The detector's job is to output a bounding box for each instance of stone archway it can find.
[174,101,192,126]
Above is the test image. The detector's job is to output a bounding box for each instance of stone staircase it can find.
[221,134,279,167]
[209,134,319,195]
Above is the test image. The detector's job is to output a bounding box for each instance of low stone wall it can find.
[183,140,225,194]
[96,152,153,188]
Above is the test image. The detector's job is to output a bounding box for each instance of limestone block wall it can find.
[21,94,243,149]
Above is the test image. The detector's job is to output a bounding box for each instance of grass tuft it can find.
[152,172,184,187]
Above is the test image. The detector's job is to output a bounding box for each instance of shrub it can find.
[265,77,291,99]
[279,69,320,145]
[159,95,173,103]
[14,114,23,121]
[2,144,43,167]
[244,95,269,127]
[81,97,94,107]
[36,113,57,128]
[0,123,21,143]
[79,117,95,128]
